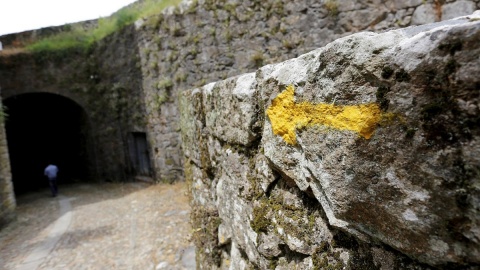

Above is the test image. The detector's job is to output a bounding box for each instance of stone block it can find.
[411,4,437,25]
[203,73,261,146]
[260,14,480,266]
[181,10,480,269]
[442,0,476,20]
[394,0,424,10]
[0,120,15,229]
[179,84,212,167]
[214,148,270,269]
[171,4,480,269]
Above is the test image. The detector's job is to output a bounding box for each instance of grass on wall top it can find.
[26,0,182,53]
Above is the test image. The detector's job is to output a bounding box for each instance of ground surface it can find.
[0,181,195,270]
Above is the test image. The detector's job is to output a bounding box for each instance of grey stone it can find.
[155,262,169,269]
[203,73,261,146]
[406,7,416,16]
[135,0,453,189]
[5,0,473,268]
[268,187,333,256]
[0,115,15,229]
[395,9,407,20]
[179,85,208,167]
[411,4,437,25]
[257,233,283,258]
[336,1,363,12]
[182,11,480,269]
[402,15,412,26]
[393,0,424,9]
[275,256,314,270]
[214,149,269,268]
[340,8,389,30]
[181,246,196,269]
[218,223,232,245]
[254,154,276,193]
[374,13,396,30]
[216,9,230,22]
[260,14,480,266]
[442,0,476,20]
[228,242,250,270]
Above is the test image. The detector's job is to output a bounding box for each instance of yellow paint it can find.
[266,85,382,145]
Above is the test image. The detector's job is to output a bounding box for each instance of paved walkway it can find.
[0,181,195,270]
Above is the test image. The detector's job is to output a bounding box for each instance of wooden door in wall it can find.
[130,132,152,176]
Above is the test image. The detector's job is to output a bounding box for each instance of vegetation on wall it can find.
[324,0,339,17]
[27,0,182,53]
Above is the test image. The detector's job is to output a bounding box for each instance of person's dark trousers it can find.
[48,177,58,197]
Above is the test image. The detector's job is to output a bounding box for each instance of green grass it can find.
[324,0,339,17]
[27,0,182,53]
[27,26,93,52]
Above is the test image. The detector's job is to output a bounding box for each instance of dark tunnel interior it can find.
[3,93,89,195]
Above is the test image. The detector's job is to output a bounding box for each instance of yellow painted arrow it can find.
[266,85,382,145]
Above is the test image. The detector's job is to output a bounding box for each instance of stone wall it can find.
[137,0,480,182]
[180,13,480,269]
[3,0,475,185]
[0,25,146,182]
[0,101,15,228]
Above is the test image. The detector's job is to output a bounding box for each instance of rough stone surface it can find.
[0,110,15,228]
[1,0,478,188]
[203,73,260,146]
[442,0,477,20]
[411,3,438,25]
[181,13,480,269]
[138,0,480,183]
[0,0,479,265]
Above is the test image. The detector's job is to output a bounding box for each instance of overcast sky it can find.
[0,0,138,36]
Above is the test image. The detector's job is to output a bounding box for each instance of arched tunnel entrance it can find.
[3,93,90,195]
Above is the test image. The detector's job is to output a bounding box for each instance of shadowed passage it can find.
[3,93,90,195]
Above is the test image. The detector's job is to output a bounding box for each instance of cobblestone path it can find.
[0,181,195,270]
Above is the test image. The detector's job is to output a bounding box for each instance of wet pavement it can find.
[0,181,195,270]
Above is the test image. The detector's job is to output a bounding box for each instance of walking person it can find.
[44,164,59,197]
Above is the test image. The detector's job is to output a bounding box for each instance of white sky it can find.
[0,0,138,36]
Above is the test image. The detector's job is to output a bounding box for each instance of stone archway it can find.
[3,92,91,195]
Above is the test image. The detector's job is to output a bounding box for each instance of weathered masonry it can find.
[1,0,473,223]
[0,26,146,184]
[181,13,480,269]
[0,113,15,228]
[137,0,480,183]
[0,0,479,268]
